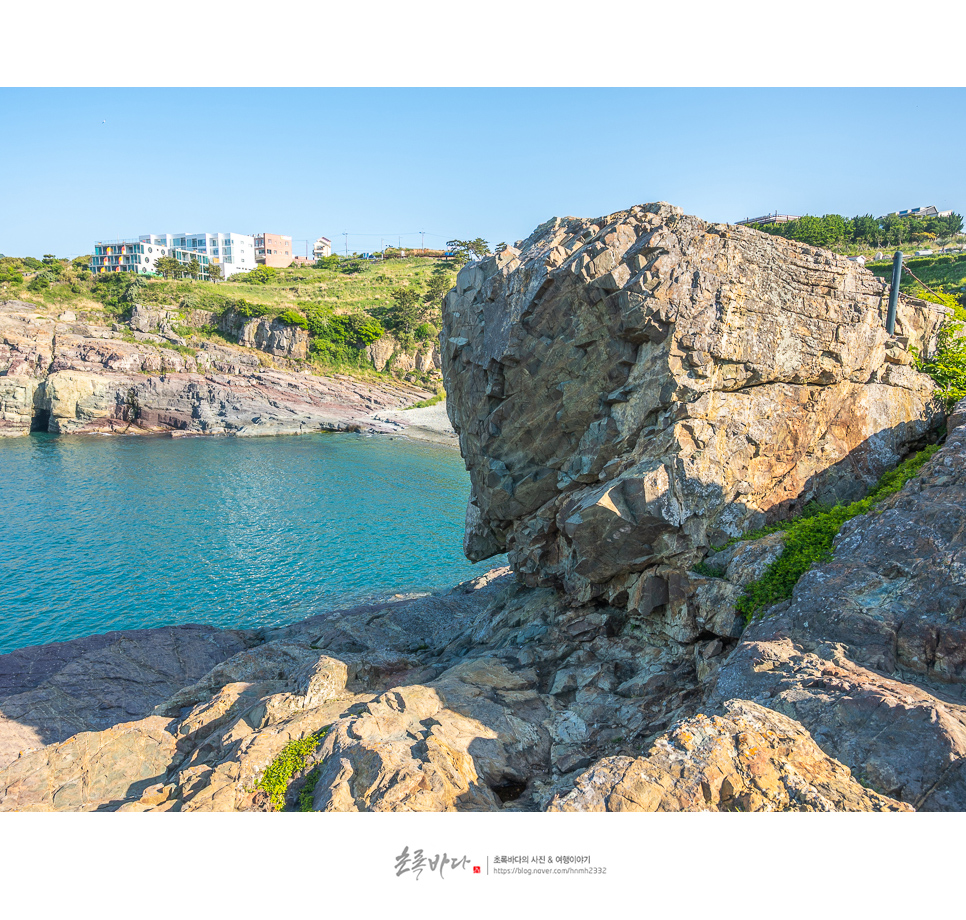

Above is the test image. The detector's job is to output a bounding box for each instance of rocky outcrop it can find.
[366,335,441,378]
[131,304,310,360]
[1,206,962,814]
[442,203,945,612]
[546,700,910,812]
[0,624,255,769]
[218,309,310,360]
[705,400,966,809]
[0,300,429,436]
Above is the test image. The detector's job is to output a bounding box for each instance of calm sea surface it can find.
[0,432,502,654]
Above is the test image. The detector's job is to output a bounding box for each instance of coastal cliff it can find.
[0,300,431,437]
[1,203,963,813]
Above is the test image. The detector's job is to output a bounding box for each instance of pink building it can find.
[253,233,293,268]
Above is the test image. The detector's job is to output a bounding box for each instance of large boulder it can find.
[442,203,945,609]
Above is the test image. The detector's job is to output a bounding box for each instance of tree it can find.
[469,237,490,258]
[208,261,222,282]
[121,275,145,303]
[153,256,181,279]
[385,286,424,336]
[937,213,964,249]
[881,214,905,247]
[446,238,489,267]
[425,269,453,310]
[314,255,340,270]
[851,214,879,247]
[187,257,201,279]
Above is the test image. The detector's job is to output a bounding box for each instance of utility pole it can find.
[344,231,348,257]
[420,230,425,251]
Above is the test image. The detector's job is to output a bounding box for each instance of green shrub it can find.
[692,561,726,578]
[914,321,966,409]
[236,265,278,285]
[277,308,309,329]
[228,298,274,319]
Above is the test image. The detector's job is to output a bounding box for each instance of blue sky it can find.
[2,87,964,259]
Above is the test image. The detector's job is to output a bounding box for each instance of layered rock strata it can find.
[442,203,945,612]
[0,301,428,436]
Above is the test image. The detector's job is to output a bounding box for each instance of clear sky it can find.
[2,87,964,259]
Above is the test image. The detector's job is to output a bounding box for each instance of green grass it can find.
[255,727,329,812]
[733,445,941,622]
[405,388,445,409]
[867,251,966,297]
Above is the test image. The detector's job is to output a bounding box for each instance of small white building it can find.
[313,237,332,260]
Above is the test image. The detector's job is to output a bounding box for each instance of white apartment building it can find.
[140,232,256,278]
[313,237,332,259]
[90,239,210,278]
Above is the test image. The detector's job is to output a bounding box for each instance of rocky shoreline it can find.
[1,203,963,812]
[0,299,433,438]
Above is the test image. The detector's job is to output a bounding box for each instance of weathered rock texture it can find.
[547,700,910,812]
[442,203,945,613]
[0,625,255,769]
[1,207,962,814]
[0,300,429,437]
[707,398,966,810]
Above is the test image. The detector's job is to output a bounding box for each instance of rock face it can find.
[0,301,428,437]
[442,203,944,611]
[707,401,966,810]
[1,206,962,815]
[547,700,910,812]
[0,624,255,769]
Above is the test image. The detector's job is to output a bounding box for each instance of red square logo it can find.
[473,866,481,874]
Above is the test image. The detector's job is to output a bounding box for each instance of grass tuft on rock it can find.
[735,445,940,621]
[256,727,329,811]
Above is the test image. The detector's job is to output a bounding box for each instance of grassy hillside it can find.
[0,254,457,385]
[866,251,966,298]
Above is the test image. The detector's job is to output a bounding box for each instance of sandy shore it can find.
[366,400,459,447]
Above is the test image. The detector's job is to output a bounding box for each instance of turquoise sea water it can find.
[0,432,502,654]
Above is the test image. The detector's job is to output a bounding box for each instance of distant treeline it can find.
[754,212,964,250]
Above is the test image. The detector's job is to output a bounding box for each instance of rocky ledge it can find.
[0,300,430,437]
[0,203,962,812]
